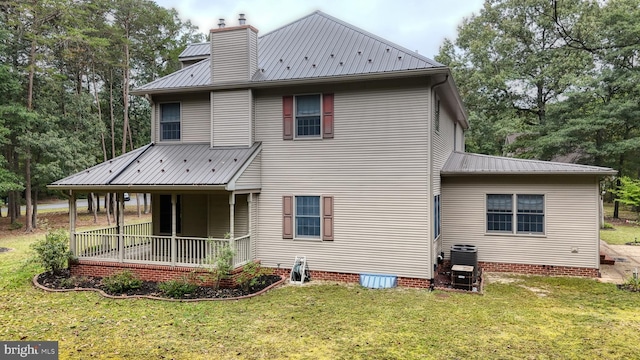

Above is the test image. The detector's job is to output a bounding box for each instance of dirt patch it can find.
[35,270,283,301]
[484,273,522,284]
[520,285,550,297]
[0,247,11,253]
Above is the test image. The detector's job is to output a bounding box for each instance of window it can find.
[295,95,321,138]
[434,195,442,239]
[282,195,334,240]
[434,95,440,133]
[295,196,321,238]
[517,195,544,233]
[160,103,180,140]
[159,195,182,234]
[283,94,334,140]
[487,194,513,232]
[486,194,544,234]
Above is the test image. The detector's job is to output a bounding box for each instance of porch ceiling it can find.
[49,142,261,191]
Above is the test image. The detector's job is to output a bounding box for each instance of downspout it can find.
[428,74,448,288]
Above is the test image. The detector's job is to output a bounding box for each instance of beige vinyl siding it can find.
[255,83,432,279]
[208,193,230,238]
[248,30,258,79]
[181,194,208,237]
[235,153,261,189]
[154,93,210,143]
[211,29,249,83]
[441,176,600,269]
[212,90,251,146]
[432,96,456,197]
[234,194,249,236]
[455,124,465,152]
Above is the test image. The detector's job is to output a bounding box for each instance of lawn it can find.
[2,229,640,358]
[601,202,640,245]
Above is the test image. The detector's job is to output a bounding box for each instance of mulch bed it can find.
[35,270,284,301]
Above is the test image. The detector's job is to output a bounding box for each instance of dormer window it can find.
[295,94,321,138]
[160,102,181,141]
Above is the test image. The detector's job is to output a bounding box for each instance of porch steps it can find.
[600,252,616,265]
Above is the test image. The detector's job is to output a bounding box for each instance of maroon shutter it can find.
[283,195,293,239]
[322,93,334,139]
[283,96,294,140]
[322,196,334,241]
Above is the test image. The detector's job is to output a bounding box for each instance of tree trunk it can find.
[121,28,130,156]
[92,193,98,223]
[24,156,33,232]
[143,193,148,214]
[105,193,111,226]
[88,192,94,212]
[136,193,141,217]
[110,70,116,158]
[32,188,38,229]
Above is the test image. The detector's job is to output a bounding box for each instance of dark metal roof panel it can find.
[136,59,210,91]
[113,143,260,185]
[178,42,210,60]
[135,11,445,91]
[441,152,617,176]
[51,145,152,186]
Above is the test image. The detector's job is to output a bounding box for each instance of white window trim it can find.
[484,193,547,237]
[159,101,182,142]
[293,194,323,241]
[293,93,323,140]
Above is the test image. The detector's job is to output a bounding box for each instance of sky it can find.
[153,0,485,59]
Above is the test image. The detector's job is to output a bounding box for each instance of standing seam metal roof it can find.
[136,11,445,91]
[441,152,617,176]
[51,143,261,186]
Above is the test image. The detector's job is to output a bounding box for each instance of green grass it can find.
[600,224,640,245]
[2,232,640,359]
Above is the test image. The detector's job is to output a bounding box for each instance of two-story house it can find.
[51,11,616,288]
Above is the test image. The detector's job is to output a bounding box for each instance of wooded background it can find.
[1,0,638,230]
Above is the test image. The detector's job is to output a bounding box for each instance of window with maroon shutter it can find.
[283,96,293,140]
[322,196,334,241]
[283,94,335,140]
[322,93,334,139]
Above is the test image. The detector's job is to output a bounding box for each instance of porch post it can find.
[248,193,253,261]
[229,192,235,261]
[69,190,76,256]
[171,193,177,266]
[118,193,124,262]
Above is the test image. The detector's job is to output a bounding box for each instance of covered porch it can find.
[69,192,255,268]
[50,142,262,270]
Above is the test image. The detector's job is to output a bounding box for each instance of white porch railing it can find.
[74,222,251,268]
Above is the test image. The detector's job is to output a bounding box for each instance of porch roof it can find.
[49,142,261,191]
[441,152,617,176]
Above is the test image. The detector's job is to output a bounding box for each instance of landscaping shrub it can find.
[159,278,198,298]
[236,262,273,292]
[30,229,72,274]
[203,242,234,289]
[102,271,142,293]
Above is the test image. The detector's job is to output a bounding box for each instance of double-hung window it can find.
[517,195,544,233]
[486,194,544,234]
[160,103,180,141]
[295,95,321,138]
[295,196,321,238]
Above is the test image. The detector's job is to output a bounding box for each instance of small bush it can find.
[59,276,89,288]
[203,243,235,289]
[236,262,273,292]
[9,221,23,230]
[623,274,640,292]
[30,229,72,274]
[601,222,614,230]
[102,270,142,293]
[159,278,198,298]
